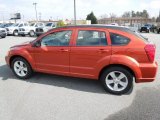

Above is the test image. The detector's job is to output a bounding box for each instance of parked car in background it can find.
[156,26,160,34]
[18,22,45,37]
[5,25,158,95]
[140,24,156,33]
[0,28,7,38]
[35,22,56,36]
[6,23,29,36]
[0,23,13,28]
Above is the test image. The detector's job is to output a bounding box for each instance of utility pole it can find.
[74,0,76,25]
[33,2,38,22]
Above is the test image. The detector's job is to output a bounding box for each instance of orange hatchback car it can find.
[5,25,158,95]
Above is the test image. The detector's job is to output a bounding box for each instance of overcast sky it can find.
[0,0,160,21]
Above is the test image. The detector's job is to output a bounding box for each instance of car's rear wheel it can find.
[100,67,133,95]
[11,57,33,79]
[29,30,35,37]
[13,30,18,36]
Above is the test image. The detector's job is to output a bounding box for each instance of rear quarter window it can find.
[110,33,130,45]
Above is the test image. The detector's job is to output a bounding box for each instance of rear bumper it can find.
[136,61,158,83]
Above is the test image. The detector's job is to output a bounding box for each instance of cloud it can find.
[150,0,160,9]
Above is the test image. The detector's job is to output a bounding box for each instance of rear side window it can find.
[76,30,107,46]
[110,33,130,45]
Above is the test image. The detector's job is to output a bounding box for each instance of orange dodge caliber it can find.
[5,25,158,95]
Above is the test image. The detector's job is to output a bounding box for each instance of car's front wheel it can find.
[100,67,133,95]
[11,57,33,79]
[13,30,18,36]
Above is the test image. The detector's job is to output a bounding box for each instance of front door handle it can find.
[60,49,69,52]
[98,49,110,53]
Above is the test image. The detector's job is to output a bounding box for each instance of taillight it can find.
[145,44,155,62]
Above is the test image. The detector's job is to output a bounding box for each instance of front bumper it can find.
[18,31,29,35]
[7,31,13,35]
[5,55,10,67]
[136,61,158,83]
[35,32,44,36]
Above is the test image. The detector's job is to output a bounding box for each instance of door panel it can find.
[70,29,111,78]
[34,46,70,73]
[33,30,73,74]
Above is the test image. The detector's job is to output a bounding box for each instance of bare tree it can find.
[109,13,117,22]
[100,14,108,19]
[122,11,131,18]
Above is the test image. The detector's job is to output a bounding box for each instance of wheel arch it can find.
[98,64,136,81]
[9,55,33,70]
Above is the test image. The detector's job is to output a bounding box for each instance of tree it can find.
[142,10,149,18]
[86,12,98,24]
[122,11,131,18]
[100,14,108,19]
[151,17,156,22]
[131,11,136,17]
[156,17,160,22]
[57,20,65,27]
[156,11,160,22]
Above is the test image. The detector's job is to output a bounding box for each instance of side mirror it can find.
[32,41,41,47]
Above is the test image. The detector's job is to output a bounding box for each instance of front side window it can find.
[19,24,23,27]
[110,33,130,45]
[41,30,72,46]
[76,30,107,46]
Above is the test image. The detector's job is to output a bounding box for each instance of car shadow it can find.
[105,86,160,120]
[0,64,108,94]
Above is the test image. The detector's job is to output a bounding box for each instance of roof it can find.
[56,25,134,34]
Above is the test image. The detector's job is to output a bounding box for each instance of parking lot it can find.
[0,33,160,120]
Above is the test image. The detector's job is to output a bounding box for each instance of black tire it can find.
[29,30,35,37]
[11,57,33,79]
[21,34,25,37]
[147,30,150,33]
[13,30,18,36]
[100,67,133,95]
[1,35,6,38]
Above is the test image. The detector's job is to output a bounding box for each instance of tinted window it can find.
[24,23,28,26]
[46,23,52,27]
[110,33,130,45]
[76,30,107,46]
[19,24,23,27]
[41,31,72,46]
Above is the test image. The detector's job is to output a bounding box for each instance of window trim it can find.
[40,30,73,47]
[109,32,131,46]
[75,30,108,47]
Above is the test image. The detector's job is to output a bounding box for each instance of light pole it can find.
[74,0,76,25]
[33,2,38,22]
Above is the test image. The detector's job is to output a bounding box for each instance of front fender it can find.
[9,48,36,70]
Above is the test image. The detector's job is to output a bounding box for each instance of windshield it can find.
[0,24,6,27]
[45,23,53,27]
[11,23,19,27]
[144,24,151,27]
[30,23,35,26]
